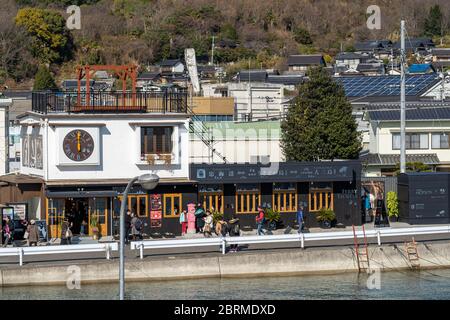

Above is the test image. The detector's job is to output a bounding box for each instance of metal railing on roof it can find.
[31,90,188,114]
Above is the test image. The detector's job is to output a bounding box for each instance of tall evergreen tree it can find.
[33,65,57,90]
[281,67,361,161]
[424,5,443,37]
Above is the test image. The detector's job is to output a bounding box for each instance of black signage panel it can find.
[190,161,361,183]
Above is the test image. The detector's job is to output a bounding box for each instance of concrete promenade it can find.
[1,223,450,287]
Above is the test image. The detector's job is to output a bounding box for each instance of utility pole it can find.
[210,36,215,66]
[400,20,406,173]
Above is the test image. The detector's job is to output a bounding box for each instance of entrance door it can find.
[47,198,65,239]
[88,198,108,237]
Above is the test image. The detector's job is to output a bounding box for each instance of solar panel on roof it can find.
[334,74,439,97]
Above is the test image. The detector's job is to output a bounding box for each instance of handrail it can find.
[0,243,118,266]
[131,225,450,259]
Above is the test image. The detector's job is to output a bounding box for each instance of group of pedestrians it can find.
[256,205,305,236]
[1,216,41,247]
[124,209,143,244]
[178,203,214,237]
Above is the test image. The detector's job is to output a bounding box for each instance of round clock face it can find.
[63,129,94,162]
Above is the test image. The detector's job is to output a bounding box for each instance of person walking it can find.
[130,213,142,241]
[194,203,206,233]
[60,218,71,245]
[228,216,240,252]
[2,216,13,247]
[27,220,40,246]
[179,209,188,236]
[255,206,265,236]
[203,210,213,238]
[80,219,87,236]
[297,206,304,234]
[125,209,132,244]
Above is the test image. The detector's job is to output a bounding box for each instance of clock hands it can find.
[76,131,81,152]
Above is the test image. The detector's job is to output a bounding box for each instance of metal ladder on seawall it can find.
[352,224,370,272]
[405,237,420,269]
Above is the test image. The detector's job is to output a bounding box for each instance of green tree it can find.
[386,191,399,218]
[15,7,73,64]
[281,67,361,161]
[293,27,313,45]
[424,5,444,37]
[33,65,57,90]
[394,162,432,175]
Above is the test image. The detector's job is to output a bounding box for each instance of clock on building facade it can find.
[63,129,95,161]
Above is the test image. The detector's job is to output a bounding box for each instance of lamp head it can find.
[138,174,159,190]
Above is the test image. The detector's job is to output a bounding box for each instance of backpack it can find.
[134,219,143,231]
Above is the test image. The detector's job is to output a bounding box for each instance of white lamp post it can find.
[119,173,159,300]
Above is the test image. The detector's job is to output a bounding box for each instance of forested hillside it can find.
[1,0,450,88]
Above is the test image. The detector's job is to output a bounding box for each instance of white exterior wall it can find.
[190,136,282,164]
[19,114,190,181]
[372,120,450,163]
[0,99,12,175]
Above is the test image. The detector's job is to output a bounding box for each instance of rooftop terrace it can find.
[32,88,188,114]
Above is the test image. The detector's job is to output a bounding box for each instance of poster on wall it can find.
[22,134,43,169]
[36,220,48,242]
[8,203,27,221]
[150,194,162,228]
[1,207,14,220]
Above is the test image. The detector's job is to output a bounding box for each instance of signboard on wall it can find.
[8,203,27,221]
[36,220,48,242]
[190,161,361,183]
[150,194,162,228]
[22,135,43,169]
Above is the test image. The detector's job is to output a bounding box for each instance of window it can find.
[141,126,173,156]
[163,193,182,217]
[432,133,450,149]
[273,183,297,212]
[199,184,224,213]
[309,182,333,212]
[118,194,148,217]
[392,133,429,150]
[235,184,260,214]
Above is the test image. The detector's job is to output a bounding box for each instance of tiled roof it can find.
[432,48,450,56]
[237,70,267,82]
[287,55,325,66]
[368,107,450,121]
[365,101,450,110]
[266,75,304,85]
[361,153,440,166]
[159,59,182,67]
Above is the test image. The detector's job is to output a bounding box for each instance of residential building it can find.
[354,40,392,59]
[431,48,450,71]
[335,52,374,70]
[0,95,12,176]
[287,54,326,74]
[362,106,450,176]
[159,59,185,75]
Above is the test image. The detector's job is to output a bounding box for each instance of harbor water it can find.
[1,268,450,300]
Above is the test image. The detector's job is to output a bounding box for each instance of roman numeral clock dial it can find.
[63,129,94,162]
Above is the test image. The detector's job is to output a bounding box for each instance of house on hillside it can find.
[335,52,374,70]
[287,55,326,74]
[354,40,392,59]
[431,48,450,71]
[159,59,185,75]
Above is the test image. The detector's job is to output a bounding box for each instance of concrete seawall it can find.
[2,242,450,287]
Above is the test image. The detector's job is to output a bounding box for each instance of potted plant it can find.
[386,191,399,222]
[316,208,336,229]
[212,211,223,225]
[146,154,156,165]
[159,153,172,165]
[265,208,281,230]
[90,215,99,240]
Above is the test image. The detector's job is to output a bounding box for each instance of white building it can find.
[362,107,450,176]
[202,82,292,121]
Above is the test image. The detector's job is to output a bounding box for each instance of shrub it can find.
[386,191,399,217]
[316,208,336,222]
[264,208,281,222]
[212,211,223,224]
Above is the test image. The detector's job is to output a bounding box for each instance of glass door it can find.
[46,198,65,239]
[88,198,108,237]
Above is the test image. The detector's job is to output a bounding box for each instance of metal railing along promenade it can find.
[0,242,118,266]
[130,225,450,259]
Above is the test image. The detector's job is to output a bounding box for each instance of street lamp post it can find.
[119,173,159,300]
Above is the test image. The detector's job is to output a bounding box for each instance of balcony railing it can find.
[32,90,188,114]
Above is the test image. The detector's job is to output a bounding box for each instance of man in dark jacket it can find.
[125,209,132,244]
[194,204,206,233]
